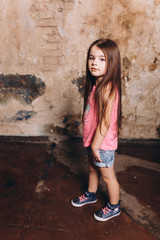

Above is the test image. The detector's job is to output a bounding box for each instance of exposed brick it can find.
[40,49,62,57]
[40,64,58,72]
[36,18,56,27]
[58,56,65,65]
[45,42,61,50]
[47,34,61,42]
[37,26,55,35]
[32,3,48,11]
[64,2,75,10]
[35,0,51,2]
[36,10,54,19]
[43,56,59,65]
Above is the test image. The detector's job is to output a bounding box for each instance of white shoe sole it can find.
[94,211,121,222]
[71,199,97,207]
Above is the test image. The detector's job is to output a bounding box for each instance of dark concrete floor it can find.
[117,143,160,164]
[0,141,159,240]
[117,142,160,217]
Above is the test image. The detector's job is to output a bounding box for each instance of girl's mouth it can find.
[91,68,99,71]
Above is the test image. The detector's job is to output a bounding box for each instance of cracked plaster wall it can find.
[0,0,159,138]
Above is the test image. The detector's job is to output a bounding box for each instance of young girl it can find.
[71,38,121,222]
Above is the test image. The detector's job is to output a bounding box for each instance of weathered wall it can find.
[0,0,159,138]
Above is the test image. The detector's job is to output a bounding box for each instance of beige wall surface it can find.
[0,0,159,139]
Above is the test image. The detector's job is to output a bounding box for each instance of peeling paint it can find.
[0,74,46,105]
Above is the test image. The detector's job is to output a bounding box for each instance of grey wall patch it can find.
[0,74,46,105]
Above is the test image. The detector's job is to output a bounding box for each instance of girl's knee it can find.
[100,168,116,182]
[102,174,115,183]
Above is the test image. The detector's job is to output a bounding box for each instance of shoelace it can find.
[102,206,112,214]
[79,194,87,202]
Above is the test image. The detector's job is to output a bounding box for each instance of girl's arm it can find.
[91,88,116,162]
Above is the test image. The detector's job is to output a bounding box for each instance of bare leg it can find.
[88,155,100,193]
[100,165,119,205]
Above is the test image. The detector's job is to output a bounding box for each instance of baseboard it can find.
[0,135,50,143]
[0,135,159,146]
[118,138,160,145]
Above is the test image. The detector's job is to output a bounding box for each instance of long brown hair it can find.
[83,38,121,130]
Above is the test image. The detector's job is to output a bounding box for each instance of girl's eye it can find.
[100,58,106,61]
[89,57,94,60]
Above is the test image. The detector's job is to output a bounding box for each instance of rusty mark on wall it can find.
[0,74,46,105]
[149,57,158,72]
[123,56,132,69]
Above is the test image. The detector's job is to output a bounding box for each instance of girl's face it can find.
[88,45,107,83]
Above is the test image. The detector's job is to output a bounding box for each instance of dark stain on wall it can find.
[149,57,158,71]
[72,76,85,97]
[156,124,160,138]
[62,114,81,137]
[44,114,81,138]
[8,110,36,122]
[0,74,46,105]
[123,56,132,70]
[121,56,132,92]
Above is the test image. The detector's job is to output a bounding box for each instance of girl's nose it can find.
[92,59,98,65]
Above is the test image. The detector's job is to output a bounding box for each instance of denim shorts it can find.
[84,146,115,168]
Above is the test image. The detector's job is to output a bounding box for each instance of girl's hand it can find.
[91,148,102,162]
